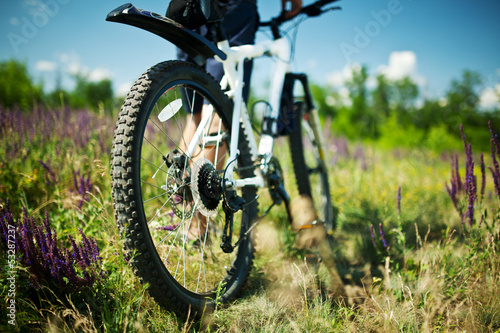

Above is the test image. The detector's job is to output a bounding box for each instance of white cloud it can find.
[479,84,500,110]
[58,52,73,63]
[326,71,344,87]
[366,76,377,90]
[323,51,430,107]
[378,51,416,81]
[326,52,427,90]
[35,60,57,72]
[57,52,112,81]
[88,68,111,82]
[58,51,84,75]
[10,17,20,26]
[326,62,360,87]
[338,86,351,106]
[376,51,427,89]
[117,82,133,97]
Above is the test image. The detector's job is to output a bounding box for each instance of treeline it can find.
[311,66,500,151]
[1,58,499,152]
[0,59,116,112]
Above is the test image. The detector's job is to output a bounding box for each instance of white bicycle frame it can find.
[185,36,292,190]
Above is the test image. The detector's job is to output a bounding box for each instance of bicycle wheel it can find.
[289,101,333,240]
[111,60,257,316]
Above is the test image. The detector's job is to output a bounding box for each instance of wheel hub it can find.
[164,164,194,219]
[191,159,223,217]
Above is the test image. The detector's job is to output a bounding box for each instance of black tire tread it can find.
[288,103,332,235]
[111,60,256,317]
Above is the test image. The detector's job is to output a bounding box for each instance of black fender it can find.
[106,3,227,65]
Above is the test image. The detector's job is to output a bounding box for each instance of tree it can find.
[345,65,378,138]
[68,74,114,111]
[85,79,113,110]
[443,70,482,132]
[310,83,336,119]
[372,74,390,119]
[0,59,43,110]
[392,76,419,112]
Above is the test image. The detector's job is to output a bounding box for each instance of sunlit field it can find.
[1,105,499,332]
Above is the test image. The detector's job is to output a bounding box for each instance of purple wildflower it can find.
[156,211,178,231]
[0,202,104,291]
[480,152,486,200]
[156,223,180,232]
[379,223,389,248]
[454,153,464,193]
[460,126,477,227]
[397,186,402,216]
[446,185,459,212]
[446,155,461,213]
[489,120,500,156]
[446,125,478,227]
[72,169,94,209]
[488,121,500,198]
[38,160,58,185]
[369,224,377,247]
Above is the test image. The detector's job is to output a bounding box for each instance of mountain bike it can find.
[107,0,340,317]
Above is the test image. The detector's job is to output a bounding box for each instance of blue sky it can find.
[1,0,500,108]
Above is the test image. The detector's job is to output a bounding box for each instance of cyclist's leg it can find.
[178,0,258,239]
[198,1,257,168]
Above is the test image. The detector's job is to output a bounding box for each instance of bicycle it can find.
[106,0,340,317]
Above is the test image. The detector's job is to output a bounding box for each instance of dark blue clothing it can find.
[177,0,259,109]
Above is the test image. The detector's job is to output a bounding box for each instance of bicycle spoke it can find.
[143,135,166,157]
[143,191,168,204]
[141,156,169,176]
[113,61,255,309]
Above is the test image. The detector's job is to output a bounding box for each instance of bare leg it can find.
[181,107,227,240]
[180,112,202,153]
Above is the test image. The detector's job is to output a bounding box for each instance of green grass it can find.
[1,106,499,332]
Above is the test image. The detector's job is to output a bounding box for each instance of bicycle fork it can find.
[286,73,328,170]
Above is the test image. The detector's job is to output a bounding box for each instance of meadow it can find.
[1,104,499,332]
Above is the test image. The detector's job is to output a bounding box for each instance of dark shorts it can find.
[177,1,259,111]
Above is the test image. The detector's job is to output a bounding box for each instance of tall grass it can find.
[1,104,499,332]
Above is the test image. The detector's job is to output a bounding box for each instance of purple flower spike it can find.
[38,160,58,185]
[480,152,486,200]
[0,203,105,291]
[156,223,179,232]
[446,124,481,226]
[71,169,94,209]
[488,122,500,198]
[397,186,402,216]
[369,224,377,247]
[379,223,388,248]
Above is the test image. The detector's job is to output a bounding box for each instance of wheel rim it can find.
[137,81,248,295]
[299,114,332,235]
